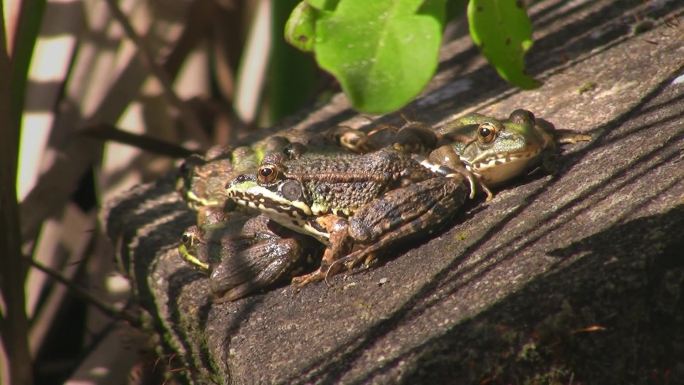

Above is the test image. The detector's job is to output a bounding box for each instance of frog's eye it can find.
[179,155,205,174]
[509,109,535,125]
[181,232,193,246]
[284,143,307,159]
[257,164,279,184]
[477,123,497,144]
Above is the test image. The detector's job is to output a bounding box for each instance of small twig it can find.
[81,123,201,158]
[25,256,141,328]
[103,0,209,145]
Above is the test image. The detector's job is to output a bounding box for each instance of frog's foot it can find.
[481,183,495,202]
[342,251,377,270]
[330,247,377,278]
[360,252,379,269]
[294,260,343,287]
[291,269,327,287]
[441,162,493,201]
[447,168,482,200]
[336,126,373,153]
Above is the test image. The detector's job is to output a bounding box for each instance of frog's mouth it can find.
[227,178,311,215]
[226,176,330,242]
[461,147,543,185]
[465,147,542,168]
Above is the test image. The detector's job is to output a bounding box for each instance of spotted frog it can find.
[226,147,475,285]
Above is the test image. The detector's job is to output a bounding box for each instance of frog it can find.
[432,109,591,200]
[178,212,321,302]
[175,113,439,218]
[329,109,590,273]
[225,146,476,285]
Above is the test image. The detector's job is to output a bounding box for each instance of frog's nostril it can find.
[226,174,250,189]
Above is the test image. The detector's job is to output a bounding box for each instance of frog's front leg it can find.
[330,175,469,277]
[291,214,353,286]
[427,145,494,201]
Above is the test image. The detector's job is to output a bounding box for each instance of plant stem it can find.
[0,3,34,384]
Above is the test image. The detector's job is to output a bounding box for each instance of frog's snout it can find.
[226,173,255,189]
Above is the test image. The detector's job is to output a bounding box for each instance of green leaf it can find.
[284,2,320,52]
[467,0,539,89]
[314,0,446,113]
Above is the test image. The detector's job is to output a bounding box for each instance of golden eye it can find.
[477,123,497,144]
[257,164,279,184]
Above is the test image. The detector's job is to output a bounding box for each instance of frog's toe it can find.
[342,251,376,270]
[291,269,326,287]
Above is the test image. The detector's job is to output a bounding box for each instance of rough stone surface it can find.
[103,1,684,384]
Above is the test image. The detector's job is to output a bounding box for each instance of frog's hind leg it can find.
[329,177,467,281]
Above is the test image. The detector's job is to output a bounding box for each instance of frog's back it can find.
[285,148,426,180]
[285,148,434,216]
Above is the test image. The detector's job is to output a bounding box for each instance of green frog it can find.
[226,146,475,285]
[178,213,321,302]
[329,109,590,273]
[433,109,590,199]
[176,114,443,215]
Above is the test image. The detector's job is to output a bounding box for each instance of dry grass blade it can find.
[25,256,140,327]
[81,123,200,158]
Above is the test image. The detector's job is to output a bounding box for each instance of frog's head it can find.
[178,225,210,272]
[176,146,241,210]
[225,160,329,241]
[441,109,555,185]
